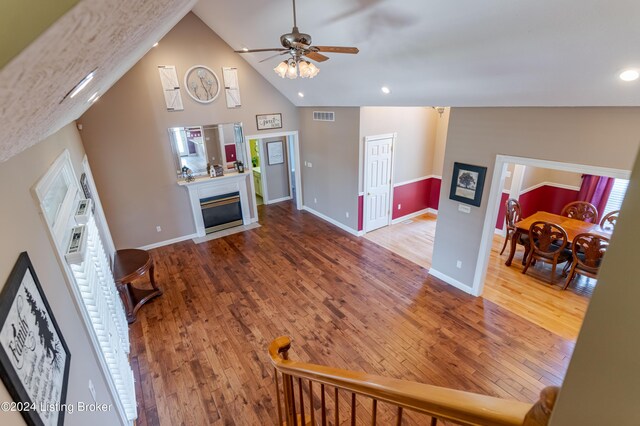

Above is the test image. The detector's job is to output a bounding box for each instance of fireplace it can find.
[200,192,243,234]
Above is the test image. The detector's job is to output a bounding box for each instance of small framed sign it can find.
[256,113,282,130]
[267,141,285,165]
[449,162,487,207]
[0,252,71,426]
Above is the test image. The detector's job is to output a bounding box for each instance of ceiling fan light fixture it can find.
[274,61,289,78]
[286,61,299,79]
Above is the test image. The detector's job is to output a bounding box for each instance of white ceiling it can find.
[193,0,640,107]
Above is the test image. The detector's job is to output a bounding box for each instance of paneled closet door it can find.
[34,150,136,424]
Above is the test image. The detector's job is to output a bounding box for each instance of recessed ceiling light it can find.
[298,92,304,98]
[61,69,97,103]
[87,92,100,103]
[153,42,159,48]
[381,86,391,94]
[619,69,639,82]
[242,47,249,52]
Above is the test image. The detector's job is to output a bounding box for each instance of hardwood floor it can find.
[130,203,574,425]
[364,214,593,341]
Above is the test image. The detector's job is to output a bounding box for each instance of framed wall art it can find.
[0,252,71,426]
[449,162,487,207]
[184,65,220,104]
[267,141,285,165]
[256,113,282,130]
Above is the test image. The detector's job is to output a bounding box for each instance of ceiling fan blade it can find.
[234,48,288,53]
[304,51,330,62]
[314,46,359,54]
[259,51,290,63]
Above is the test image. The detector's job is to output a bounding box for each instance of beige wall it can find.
[299,107,360,230]
[521,166,583,190]
[359,107,438,191]
[551,147,640,424]
[79,12,299,248]
[432,107,640,289]
[0,124,120,425]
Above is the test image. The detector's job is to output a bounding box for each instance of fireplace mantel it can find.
[179,172,252,237]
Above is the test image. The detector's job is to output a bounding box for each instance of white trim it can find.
[266,196,292,205]
[302,205,360,237]
[137,233,198,251]
[473,155,631,297]
[519,181,581,195]
[81,156,116,259]
[390,207,438,225]
[429,269,478,296]
[358,191,365,196]
[393,174,440,188]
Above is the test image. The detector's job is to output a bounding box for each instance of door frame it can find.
[362,133,396,234]
[244,131,302,218]
[472,154,632,296]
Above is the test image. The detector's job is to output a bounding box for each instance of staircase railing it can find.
[269,336,558,426]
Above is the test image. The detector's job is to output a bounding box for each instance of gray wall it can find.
[263,137,290,202]
[299,107,360,230]
[551,141,640,424]
[79,12,299,248]
[0,124,120,426]
[432,107,640,289]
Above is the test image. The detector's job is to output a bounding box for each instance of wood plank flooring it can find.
[130,203,575,425]
[364,214,593,341]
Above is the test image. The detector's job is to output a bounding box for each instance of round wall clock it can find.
[184,65,220,104]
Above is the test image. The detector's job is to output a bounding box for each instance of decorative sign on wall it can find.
[449,162,487,207]
[184,65,220,104]
[0,252,71,426]
[256,113,282,130]
[157,65,184,111]
[222,67,242,108]
[267,140,285,165]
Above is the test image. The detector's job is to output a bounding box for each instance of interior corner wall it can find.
[431,107,640,291]
[79,12,299,249]
[299,107,359,230]
[432,107,450,177]
[0,123,120,426]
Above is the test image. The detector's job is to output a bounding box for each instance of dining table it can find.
[504,211,611,267]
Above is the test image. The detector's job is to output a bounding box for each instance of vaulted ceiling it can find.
[1,0,639,163]
[194,0,640,107]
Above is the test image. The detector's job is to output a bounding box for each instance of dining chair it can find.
[522,221,572,282]
[500,198,530,264]
[563,233,610,290]
[599,210,619,231]
[560,201,599,223]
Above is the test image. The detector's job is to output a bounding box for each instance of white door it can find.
[364,135,394,232]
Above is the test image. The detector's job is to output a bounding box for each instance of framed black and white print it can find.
[0,252,71,426]
[449,162,487,207]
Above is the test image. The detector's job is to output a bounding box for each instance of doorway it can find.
[363,134,395,232]
[244,131,302,218]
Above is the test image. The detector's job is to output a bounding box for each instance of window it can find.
[603,178,629,215]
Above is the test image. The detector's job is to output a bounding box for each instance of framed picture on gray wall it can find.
[449,162,487,207]
[256,113,282,130]
[0,252,71,426]
[267,141,285,165]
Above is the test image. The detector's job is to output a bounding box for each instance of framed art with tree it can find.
[449,162,487,207]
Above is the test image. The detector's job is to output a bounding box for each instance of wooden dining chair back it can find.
[522,221,571,282]
[599,210,619,231]
[500,198,523,255]
[560,201,599,223]
[563,233,609,290]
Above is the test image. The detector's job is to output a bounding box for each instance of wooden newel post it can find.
[275,337,296,426]
[523,386,560,426]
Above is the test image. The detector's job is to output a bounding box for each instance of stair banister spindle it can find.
[321,383,326,426]
[334,387,339,425]
[371,399,377,425]
[351,392,356,425]
[309,381,315,425]
[274,369,283,425]
[298,377,305,424]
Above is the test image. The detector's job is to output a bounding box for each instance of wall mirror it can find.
[168,122,245,179]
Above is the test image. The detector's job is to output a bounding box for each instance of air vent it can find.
[313,111,335,122]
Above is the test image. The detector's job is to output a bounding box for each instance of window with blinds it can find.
[603,178,629,215]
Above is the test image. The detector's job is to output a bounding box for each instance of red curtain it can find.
[577,175,615,218]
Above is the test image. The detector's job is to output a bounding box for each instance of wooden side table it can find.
[112,249,162,324]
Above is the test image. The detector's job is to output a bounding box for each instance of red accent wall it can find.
[357,195,364,231]
[496,192,510,230]
[429,178,441,210]
[519,185,580,218]
[392,179,432,220]
[224,144,237,162]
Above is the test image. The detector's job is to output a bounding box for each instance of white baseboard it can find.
[266,196,292,205]
[302,206,360,237]
[138,233,198,251]
[391,207,438,225]
[428,268,478,296]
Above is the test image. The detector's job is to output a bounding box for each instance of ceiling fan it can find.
[234,0,359,79]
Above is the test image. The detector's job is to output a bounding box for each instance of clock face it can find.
[184,65,220,104]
